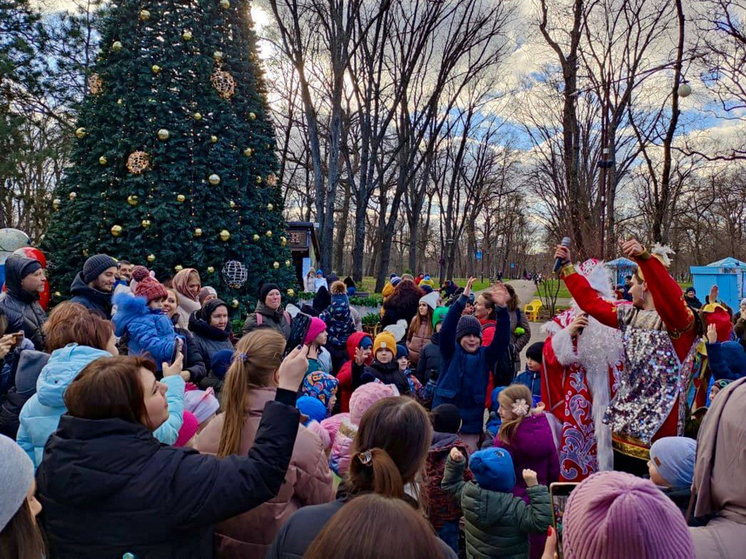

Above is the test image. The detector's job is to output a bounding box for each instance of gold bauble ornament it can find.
[53,198,61,210]
[273,261,280,269]
[111,225,123,237]
[210,135,218,143]
[174,264,183,272]
[117,98,123,105]
[157,128,170,140]
[88,73,103,95]
[213,50,223,61]
[193,112,202,121]
[147,254,156,262]
[68,192,77,200]
[285,260,291,267]
[249,112,256,120]
[151,64,161,74]
[54,291,62,298]
[252,234,260,242]
[267,203,274,211]
[210,70,236,100]
[220,0,230,8]
[266,174,278,187]
[265,230,272,237]
[127,151,150,174]
[194,228,203,237]
[243,147,253,157]
[280,236,287,246]
[255,176,262,184]
[111,41,123,52]
[231,299,239,308]
[75,127,86,139]
[219,229,231,241]
[141,219,151,228]
[139,9,150,20]
[182,30,193,41]
[287,289,295,297]
[82,249,89,257]
[207,266,215,273]
[127,195,139,206]
[208,174,220,185]
[176,194,186,203]
[99,156,107,165]
[229,200,236,209]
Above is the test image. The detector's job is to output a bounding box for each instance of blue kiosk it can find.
[690,257,746,310]
[605,257,637,287]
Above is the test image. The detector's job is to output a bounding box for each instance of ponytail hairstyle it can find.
[497,384,534,445]
[504,283,520,312]
[477,291,497,321]
[347,397,432,499]
[217,329,286,458]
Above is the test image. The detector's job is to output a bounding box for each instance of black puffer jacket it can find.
[188,303,234,373]
[0,255,47,350]
[0,347,49,438]
[416,331,443,385]
[37,390,300,559]
[352,359,411,396]
[170,314,207,384]
[68,272,112,317]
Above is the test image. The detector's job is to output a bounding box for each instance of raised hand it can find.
[492,283,511,307]
[619,239,644,258]
[554,244,571,266]
[522,468,538,487]
[709,284,719,304]
[277,344,310,392]
[449,447,464,462]
[354,346,366,366]
[706,323,718,344]
[162,351,184,377]
[568,313,589,337]
[463,277,477,298]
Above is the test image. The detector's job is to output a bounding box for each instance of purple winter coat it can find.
[494,412,560,502]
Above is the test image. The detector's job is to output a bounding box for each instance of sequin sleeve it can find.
[635,254,694,337]
[560,264,619,329]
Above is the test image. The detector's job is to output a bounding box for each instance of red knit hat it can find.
[133,267,168,303]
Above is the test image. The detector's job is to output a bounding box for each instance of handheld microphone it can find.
[553,237,571,273]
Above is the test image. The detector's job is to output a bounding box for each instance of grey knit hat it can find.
[456,315,482,342]
[0,434,35,531]
[82,254,118,284]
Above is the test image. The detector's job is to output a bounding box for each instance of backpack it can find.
[255,311,292,327]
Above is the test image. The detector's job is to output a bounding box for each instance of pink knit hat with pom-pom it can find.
[174,411,199,447]
[563,471,695,559]
[349,382,398,425]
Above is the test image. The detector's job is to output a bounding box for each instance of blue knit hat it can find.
[210,349,234,380]
[649,437,696,490]
[469,448,516,492]
[716,342,746,377]
[296,396,328,425]
[396,344,409,360]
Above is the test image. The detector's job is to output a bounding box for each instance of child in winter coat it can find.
[351,332,411,395]
[320,281,356,372]
[421,404,472,554]
[705,323,746,381]
[648,436,697,520]
[336,332,373,412]
[433,279,511,451]
[442,447,552,559]
[112,267,179,370]
[493,384,559,559]
[513,342,544,405]
[300,371,338,418]
[483,386,508,445]
[325,381,397,476]
[397,344,430,404]
[305,317,333,375]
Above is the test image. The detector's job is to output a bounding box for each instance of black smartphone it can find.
[284,313,311,357]
[550,482,579,559]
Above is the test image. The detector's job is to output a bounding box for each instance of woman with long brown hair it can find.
[172,268,202,329]
[267,397,456,558]
[381,279,425,328]
[36,347,309,558]
[196,329,333,558]
[407,294,437,366]
[304,494,448,559]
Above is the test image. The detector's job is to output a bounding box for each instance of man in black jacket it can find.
[69,254,118,317]
[0,255,47,350]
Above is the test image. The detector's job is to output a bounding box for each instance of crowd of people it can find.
[0,239,744,559]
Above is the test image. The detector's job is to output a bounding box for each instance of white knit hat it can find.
[420,291,440,311]
[0,434,34,531]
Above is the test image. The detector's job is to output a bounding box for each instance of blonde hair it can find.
[497,384,533,445]
[217,329,286,457]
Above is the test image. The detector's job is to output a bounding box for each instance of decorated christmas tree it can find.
[42,0,295,311]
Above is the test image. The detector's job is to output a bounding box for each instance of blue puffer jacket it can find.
[433,295,510,434]
[17,344,186,468]
[113,294,178,369]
